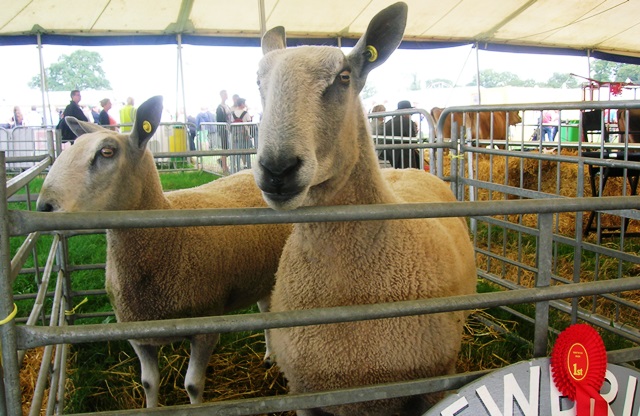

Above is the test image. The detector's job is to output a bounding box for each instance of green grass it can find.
[159,170,219,190]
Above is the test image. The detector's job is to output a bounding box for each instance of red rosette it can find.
[551,324,608,416]
[610,82,624,96]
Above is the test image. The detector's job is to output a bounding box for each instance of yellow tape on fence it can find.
[0,303,18,365]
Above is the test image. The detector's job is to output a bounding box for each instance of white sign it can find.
[425,358,639,416]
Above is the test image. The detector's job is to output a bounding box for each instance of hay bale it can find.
[430,149,640,236]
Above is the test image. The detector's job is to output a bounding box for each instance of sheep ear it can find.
[262,26,286,55]
[65,117,107,137]
[129,95,163,150]
[348,2,407,85]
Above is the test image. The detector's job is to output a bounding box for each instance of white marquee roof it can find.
[2,0,640,63]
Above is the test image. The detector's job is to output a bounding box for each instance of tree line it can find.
[462,62,640,89]
[29,49,640,93]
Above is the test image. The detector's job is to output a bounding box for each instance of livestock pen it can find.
[2,101,640,415]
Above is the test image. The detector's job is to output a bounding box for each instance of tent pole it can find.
[587,49,592,100]
[475,43,481,105]
[176,34,187,123]
[258,0,266,37]
[36,34,50,126]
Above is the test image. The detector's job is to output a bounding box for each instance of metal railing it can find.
[2,100,640,415]
[367,108,435,171]
[196,122,258,175]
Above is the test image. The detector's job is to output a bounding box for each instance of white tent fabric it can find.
[2,0,640,61]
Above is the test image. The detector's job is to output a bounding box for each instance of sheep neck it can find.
[132,159,173,211]
[329,124,399,206]
[107,162,176,251]
[301,124,400,238]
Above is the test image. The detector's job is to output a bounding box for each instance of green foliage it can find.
[28,50,112,91]
[540,72,580,88]
[468,69,537,88]
[590,59,619,82]
[361,82,377,99]
[615,64,640,83]
[590,59,640,83]
[463,59,639,87]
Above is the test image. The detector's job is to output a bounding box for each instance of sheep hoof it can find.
[263,357,274,369]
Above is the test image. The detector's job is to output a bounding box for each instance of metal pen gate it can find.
[437,101,640,359]
[2,101,640,415]
[196,121,259,175]
[0,126,53,172]
[367,108,433,171]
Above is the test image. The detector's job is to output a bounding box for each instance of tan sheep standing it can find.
[254,3,477,415]
[35,96,292,407]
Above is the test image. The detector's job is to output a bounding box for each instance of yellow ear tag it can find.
[142,120,152,133]
[365,45,378,62]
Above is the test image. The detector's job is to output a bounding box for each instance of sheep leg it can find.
[256,297,273,366]
[131,342,160,408]
[185,333,219,404]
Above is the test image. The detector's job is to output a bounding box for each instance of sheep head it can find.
[254,2,407,210]
[36,96,163,212]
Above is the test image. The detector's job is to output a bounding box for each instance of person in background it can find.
[58,90,88,143]
[98,98,118,131]
[369,104,389,167]
[55,109,63,126]
[542,109,559,141]
[381,100,420,169]
[231,98,253,169]
[91,106,101,124]
[24,105,43,126]
[187,114,197,150]
[369,104,386,136]
[194,106,214,150]
[384,100,418,138]
[215,90,232,174]
[11,106,24,127]
[119,97,136,133]
[196,106,215,129]
[81,105,94,124]
[231,94,240,113]
[231,98,251,123]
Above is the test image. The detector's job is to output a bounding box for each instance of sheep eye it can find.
[100,147,115,158]
[338,70,351,84]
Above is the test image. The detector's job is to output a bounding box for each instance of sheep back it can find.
[105,171,292,331]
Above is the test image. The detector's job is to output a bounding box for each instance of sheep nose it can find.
[258,156,303,195]
[36,200,55,212]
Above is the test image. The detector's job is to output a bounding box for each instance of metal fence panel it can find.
[198,122,258,175]
[3,127,50,170]
[437,100,640,347]
[3,100,640,415]
[367,108,434,171]
[0,128,9,153]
